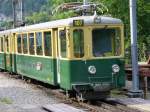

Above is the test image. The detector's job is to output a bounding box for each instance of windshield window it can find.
[92,28,121,57]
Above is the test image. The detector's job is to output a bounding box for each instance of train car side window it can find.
[59,30,66,58]
[36,32,43,55]
[73,29,84,58]
[0,38,1,52]
[0,38,3,52]
[1,37,4,52]
[17,34,22,53]
[29,33,35,55]
[23,34,28,54]
[44,31,52,56]
[5,37,9,53]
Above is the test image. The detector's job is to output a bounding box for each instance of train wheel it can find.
[76,93,84,102]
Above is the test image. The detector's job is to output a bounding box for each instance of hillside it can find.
[0,0,149,62]
[0,0,48,17]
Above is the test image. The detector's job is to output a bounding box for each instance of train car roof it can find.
[0,15,122,35]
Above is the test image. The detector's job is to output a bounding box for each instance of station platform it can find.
[110,98,150,112]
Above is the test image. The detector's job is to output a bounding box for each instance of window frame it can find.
[15,29,53,57]
[91,26,123,58]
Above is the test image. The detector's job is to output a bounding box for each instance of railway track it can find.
[96,101,141,112]
[35,83,144,112]
[6,73,144,112]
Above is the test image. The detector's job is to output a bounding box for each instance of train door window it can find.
[23,34,28,54]
[36,32,43,55]
[5,36,9,53]
[17,34,22,53]
[44,31,52,56]
[59,30,66,58]
[92,28,121,57]
[29,33,35,55]
[73,29,84,58]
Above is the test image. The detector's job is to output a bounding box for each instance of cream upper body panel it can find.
[0,16,122,35]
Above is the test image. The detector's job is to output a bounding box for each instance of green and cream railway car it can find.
[0,16,125,100]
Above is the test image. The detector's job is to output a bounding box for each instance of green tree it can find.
[97,0,150,62]
[25,11,51,24]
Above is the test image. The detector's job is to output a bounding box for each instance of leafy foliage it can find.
[25,11,51,24]
[0,0,47,17]
[98,0,150,62]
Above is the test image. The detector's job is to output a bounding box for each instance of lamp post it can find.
[128,0,143,97]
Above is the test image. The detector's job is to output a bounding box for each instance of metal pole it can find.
[130,0,139,91]
[12,0,16,28]
[128,0,143,97]
[83,0,88,5]
[20,0,23,21]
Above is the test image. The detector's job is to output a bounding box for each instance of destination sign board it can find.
[73,20,84,27]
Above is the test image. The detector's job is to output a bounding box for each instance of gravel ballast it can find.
[0,72,61,112]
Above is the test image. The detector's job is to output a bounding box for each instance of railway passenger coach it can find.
[0,15,125,100]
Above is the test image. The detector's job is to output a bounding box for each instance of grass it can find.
[0,97,13,104]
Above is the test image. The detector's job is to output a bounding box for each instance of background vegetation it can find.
[0,0,149,63]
